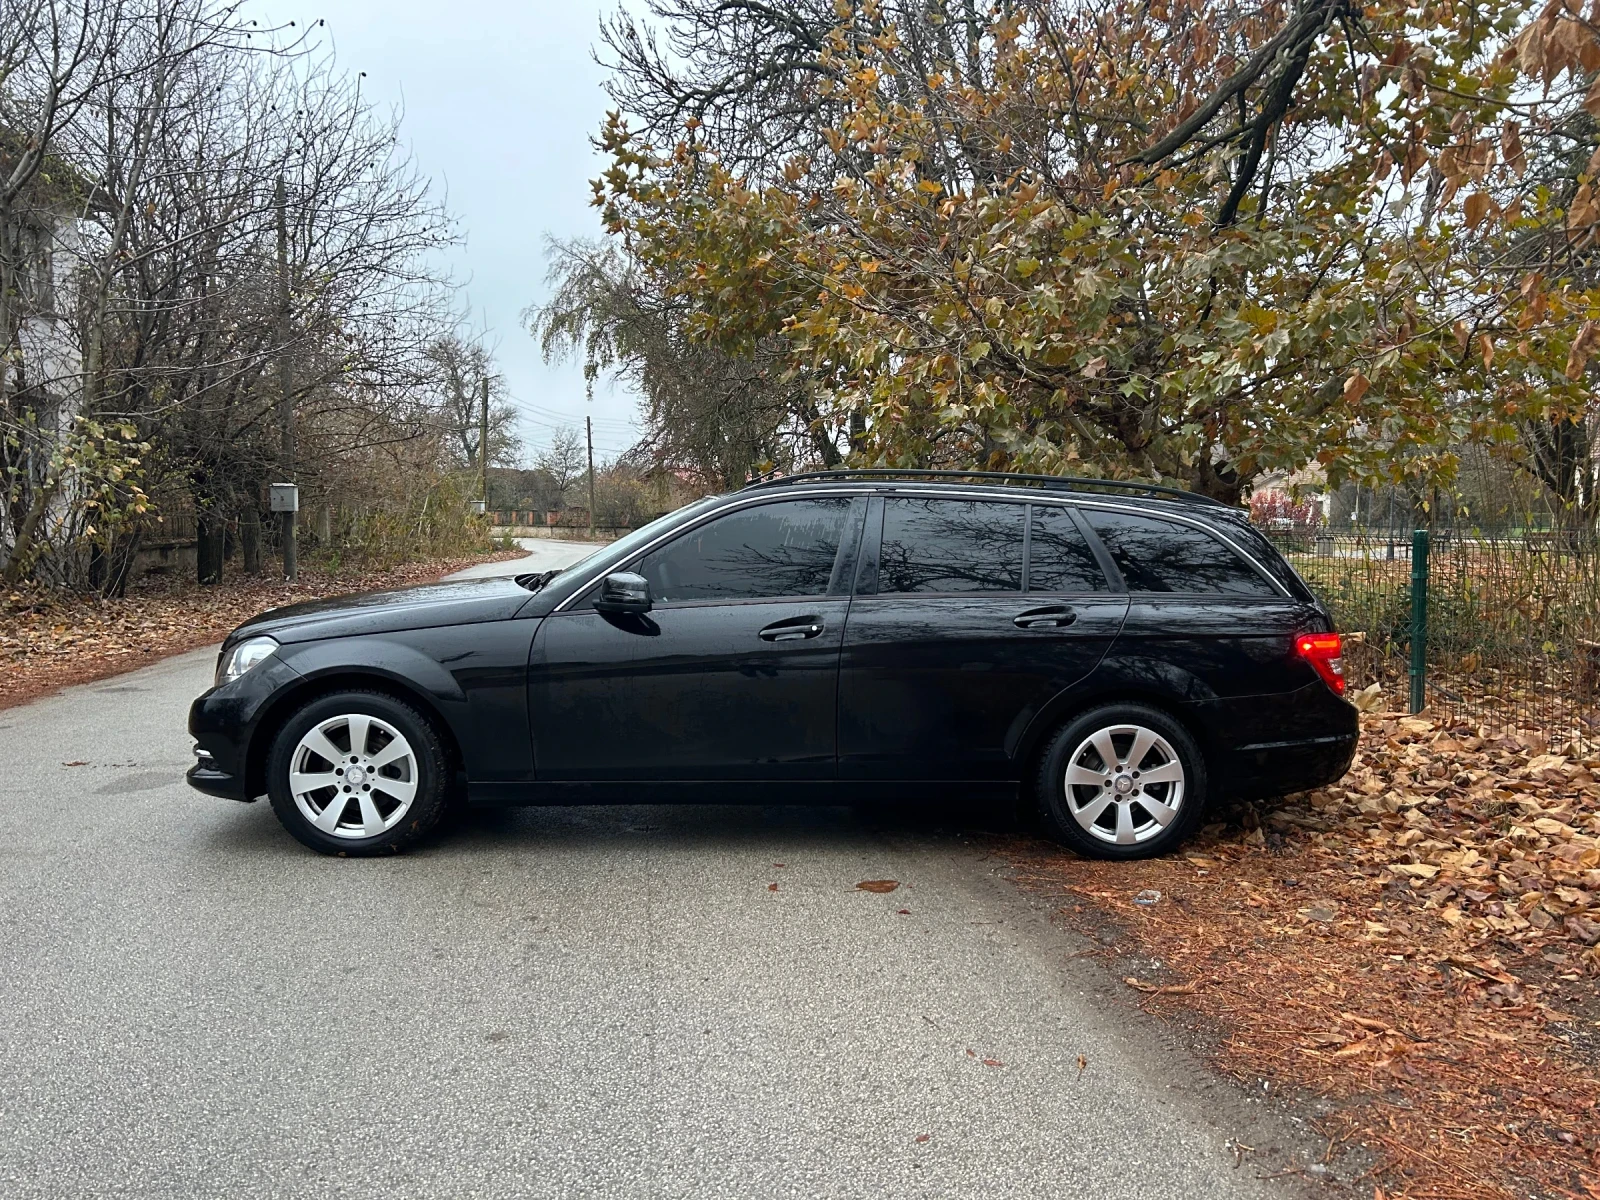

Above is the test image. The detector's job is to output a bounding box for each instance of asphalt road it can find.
[0,546,1311,1199]
[447,537,601,580]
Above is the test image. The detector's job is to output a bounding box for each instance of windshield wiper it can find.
[514,570,560,593]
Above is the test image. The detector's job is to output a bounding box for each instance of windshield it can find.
[518,494,726,592]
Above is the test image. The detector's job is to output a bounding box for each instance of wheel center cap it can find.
[348,766,368,786]
[1114,775,1134,795]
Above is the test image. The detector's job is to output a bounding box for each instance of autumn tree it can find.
[2,0,472,588]
[528,236,841,487]
[423,333,521,474]
[534,425,587,501]
[594,0,1600,511]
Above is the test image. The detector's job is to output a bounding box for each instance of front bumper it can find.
[186,655,304,802]
[187,753,251,801]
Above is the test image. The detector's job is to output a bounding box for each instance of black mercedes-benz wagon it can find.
[188,471,1357,858]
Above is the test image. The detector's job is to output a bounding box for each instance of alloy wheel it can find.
[288,713,419,839]
[1063,723,1186,846]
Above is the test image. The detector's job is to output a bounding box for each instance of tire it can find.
[1034,703,1206,860]
[266,690,453,856]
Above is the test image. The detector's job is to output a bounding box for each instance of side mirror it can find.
[594,571,652,614]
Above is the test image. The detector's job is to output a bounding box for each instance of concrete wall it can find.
[129,539,197,581]
[492,526,628,542]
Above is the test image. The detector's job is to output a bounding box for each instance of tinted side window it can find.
[637,498,850,602]
[1083,511,1278,596]
[1027,506,1107,593]
[878,498,1023,593]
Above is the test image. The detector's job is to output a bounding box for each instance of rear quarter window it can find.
[1082,510,1280,597]
[1218,520,1316,602]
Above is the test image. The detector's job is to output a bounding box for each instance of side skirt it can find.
[466,779,1022,807]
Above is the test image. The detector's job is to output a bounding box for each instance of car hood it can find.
[228,577,533,646]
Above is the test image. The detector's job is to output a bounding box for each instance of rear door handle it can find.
[759,619,825,642]
[1013,605,1077,629]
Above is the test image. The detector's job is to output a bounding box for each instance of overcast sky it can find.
[282,0,645,463]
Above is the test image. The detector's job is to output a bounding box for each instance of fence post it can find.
[1409,528,1430,714]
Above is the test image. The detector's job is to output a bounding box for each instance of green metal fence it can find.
[1262,525,1600,750]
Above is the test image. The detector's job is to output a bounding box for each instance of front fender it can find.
[276,637,470,708]
[272,622,539,786]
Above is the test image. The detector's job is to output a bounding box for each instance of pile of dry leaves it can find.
[0,551,519,710]
[1005,709,1600,1200]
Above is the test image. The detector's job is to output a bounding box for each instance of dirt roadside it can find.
[0,550,522,712]
[998,711,1600,1199]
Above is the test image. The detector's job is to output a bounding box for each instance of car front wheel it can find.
[266,691,452,856]
[1034,703,1206,860]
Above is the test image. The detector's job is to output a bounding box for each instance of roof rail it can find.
[739,468,1233,508]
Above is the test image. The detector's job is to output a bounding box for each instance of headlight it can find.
[216,636,278,687]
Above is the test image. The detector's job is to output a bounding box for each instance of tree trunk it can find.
[100,531,143,599]
[1189,457,1246,506]
[196,510,224,585]
[240,506,262,575]
[0,476,60,586]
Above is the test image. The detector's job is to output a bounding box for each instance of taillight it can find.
[1295,632,1345,696]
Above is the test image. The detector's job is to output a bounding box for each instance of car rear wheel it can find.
[266,691,452,856]
[1034,704,1206,860]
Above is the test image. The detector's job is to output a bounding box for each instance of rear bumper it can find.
[1187,679,1359,799]
[1222,731,1358,799]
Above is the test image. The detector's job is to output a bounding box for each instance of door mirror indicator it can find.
[595,572,652,613]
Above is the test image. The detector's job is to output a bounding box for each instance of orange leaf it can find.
[1480,334,1495,370]
[857,879,900,893]
[1502,121,1526,177]
[1571,182,1600,229]
[1566,320,1600,379]
[1464,191,1492,230]
[1343,373,1371,404]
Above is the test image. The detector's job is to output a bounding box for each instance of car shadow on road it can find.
[199,794,1037,859]
[445,795,1031,851]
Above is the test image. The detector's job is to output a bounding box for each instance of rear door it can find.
[836,495,1127,782]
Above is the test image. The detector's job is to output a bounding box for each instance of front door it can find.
[529,496,863,781]
[837,497,1128,781]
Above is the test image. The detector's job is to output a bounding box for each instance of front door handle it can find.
[1013,605,1077,629]
[759,619,826,642]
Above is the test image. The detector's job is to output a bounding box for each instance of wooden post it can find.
[479,375,490,504]
[276,175,296,581]
[586,414,595,540]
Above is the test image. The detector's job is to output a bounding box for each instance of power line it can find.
[502,392,638,430]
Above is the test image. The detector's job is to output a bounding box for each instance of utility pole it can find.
[479,374,490,504]
[586,414,596,539]
[275,175,297,581]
